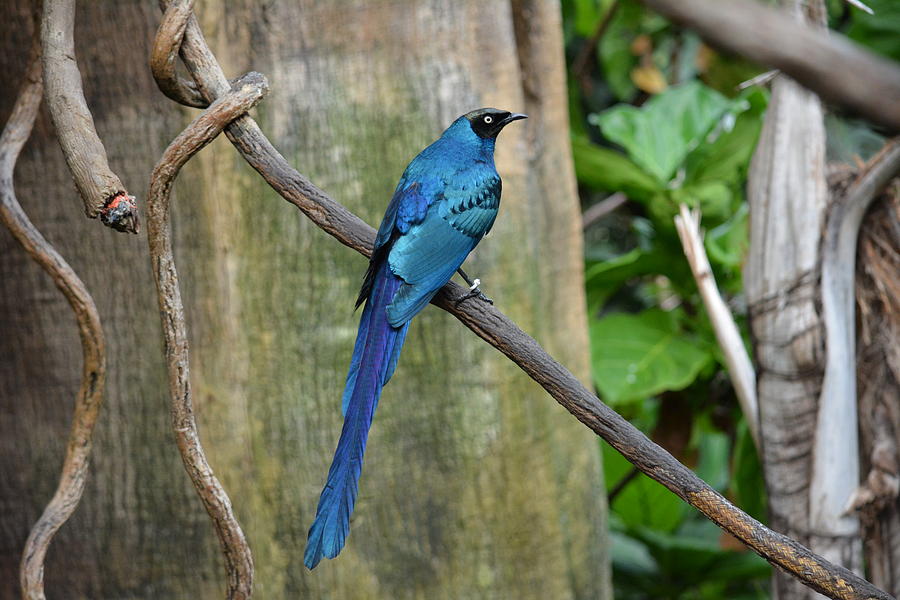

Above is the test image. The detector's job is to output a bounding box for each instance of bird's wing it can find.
[372,178,433,253]
[385,175,500,326]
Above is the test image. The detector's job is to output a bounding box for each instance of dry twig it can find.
[147,71,269,600]
[638,0,900,132]
[153,2,894,598]
[674,205,759,449]
[582,192,627,230]
[41,0,139,232]
[737,69,779,91]
[0,20,106,600]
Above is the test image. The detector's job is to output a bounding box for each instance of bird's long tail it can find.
[304,260,409,569]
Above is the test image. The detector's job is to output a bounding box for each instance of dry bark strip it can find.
[674,205,759,449]
[638,0,900,132]
[147,71,269,600]
[0,22,106,600]
[814,140,900,550]
[41,0,139,232]
[152,2,895,598]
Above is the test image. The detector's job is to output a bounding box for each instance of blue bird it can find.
[304,108,526,569]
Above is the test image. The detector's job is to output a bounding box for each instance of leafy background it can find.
[562,0,890,597]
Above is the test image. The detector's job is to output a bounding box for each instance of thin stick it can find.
[737,69,779,91]
[0,19,106,600]
[147,71,269,600]
[154,2,894,597]
[582,192,627,230]
[638,0,900,132]
[845,0,874,15]
[674,205,759,449]
[41,0,139,232]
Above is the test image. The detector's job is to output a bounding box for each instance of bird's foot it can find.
[456,278,493,305]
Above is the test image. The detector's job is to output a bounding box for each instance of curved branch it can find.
[147,71,269,600]
[150,0,207,108]
[41,0,139,232]
[157,3,893,598]
[0,24,106,600]
[638,0,900,132]
[813,140,900,538]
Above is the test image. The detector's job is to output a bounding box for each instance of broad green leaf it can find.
[603,443,687,532]
[685,88,767,189]
[591,81,733,184]
[571,134,661,199]
[590,309,713,404]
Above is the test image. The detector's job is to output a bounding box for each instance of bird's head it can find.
[463,108,527,139]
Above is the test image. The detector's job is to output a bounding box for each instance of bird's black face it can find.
[465,108,528,139]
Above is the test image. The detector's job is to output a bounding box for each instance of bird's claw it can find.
[456,278,493,305]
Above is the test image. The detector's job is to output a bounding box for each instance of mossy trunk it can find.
[0,1,609,598]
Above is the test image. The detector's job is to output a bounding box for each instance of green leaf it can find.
[706,203,748,270]
[847,0,900,62]
[590,309,713,404]
[682,181,733,223]
[609,530,659,577]
[604,443,687,532]
[571,134,661,199]
[591,81,733,184]
[684,88,767,189]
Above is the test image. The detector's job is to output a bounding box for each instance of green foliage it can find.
[590,82,734,185]
[563,1,775,596]
[846,0,900,62]
[590,309,712,405]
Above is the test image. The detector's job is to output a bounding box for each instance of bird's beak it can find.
[500,113,528,127]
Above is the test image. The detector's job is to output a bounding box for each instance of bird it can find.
[304,108,527,569]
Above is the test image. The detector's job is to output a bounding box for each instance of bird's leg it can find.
[455,268,493,305]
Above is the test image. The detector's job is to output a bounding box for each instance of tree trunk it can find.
[745,1,862,597]
[0,1,609,598]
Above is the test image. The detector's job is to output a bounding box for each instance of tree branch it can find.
[813,139,900,542]
[638,0,900,132]
[0,17,106,600]
[146,72,268,599]
[674,205,759,450]
[41,0,139,232]
[149,0,206,108]
[152,2,895,598]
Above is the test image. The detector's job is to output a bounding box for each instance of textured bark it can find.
[855,187,900,596]
[745,1,863,596]
[0,1,609,598]
[745,8,824,600]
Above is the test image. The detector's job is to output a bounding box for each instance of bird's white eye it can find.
[484,115,493,124]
